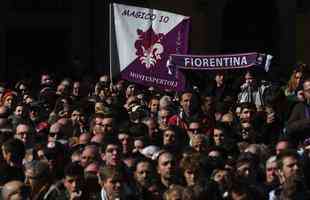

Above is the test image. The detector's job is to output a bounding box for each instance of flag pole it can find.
[109,2,113,89]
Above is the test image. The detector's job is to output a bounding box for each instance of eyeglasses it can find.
[49,132,59,137]
[188,128,201,133]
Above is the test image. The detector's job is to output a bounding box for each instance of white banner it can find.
[112,3,190,91]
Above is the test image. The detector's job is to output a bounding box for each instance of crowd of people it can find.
[0,63,310,200]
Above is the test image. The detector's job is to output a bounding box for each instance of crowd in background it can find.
[0,63,310,199]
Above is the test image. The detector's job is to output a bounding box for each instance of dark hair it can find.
[2,138,25,162]
[276,137,294,149]
[100,135,121,154]
[133,157,154,172]
[25,160,50,179]
[236,152,258,169]
[129,123,148,138]
[64,162,84,178]
[213,122,228,134]
[277,149,300,170]
[179,154,202,175]
[239,102,256,112]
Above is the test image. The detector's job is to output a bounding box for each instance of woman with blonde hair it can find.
[285,69,303,97]
[284,63,308,101]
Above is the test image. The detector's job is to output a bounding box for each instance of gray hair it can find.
[265,155,277,168]
[25,160,50,178]
[159,95,172,109]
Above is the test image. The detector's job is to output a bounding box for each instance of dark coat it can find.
[287,102,310,144]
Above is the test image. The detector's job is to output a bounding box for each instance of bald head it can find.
[2,181,29,200]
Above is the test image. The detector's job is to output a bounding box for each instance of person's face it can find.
[266,161,277,183]
[73,82,80,96]
[213,129,225,146]
[103,177,123,199]
[81,148,97,167]
[56,84,66,95]
[101,118,113,134]
[71,110,84,125]
[215,74,224,86]
[184,169,198,186]
[5,182,30,200]
[79,134,90,145]
[18,84,27,93]
[157,153,176,180]
[95,102,105,113]
[64,175,83,195]
[29,109,39,121]
[158,109,170,128]
[180,93,192,113]
[14,106,24,117]
[24,96,33,105]
[202,96,214,112]
[237,162,253,180]
[191,136,207,153]
[240,123,253,141]
[126,85,136,97]
[4,95,14,108]
[163,130,176,146]
[24,169,42,191]
[303,81,310,101]
[41,74,53,85]
[102,144,121,166]
[213,169,228,186]
[118,133,132,154]
[276,141,289,155]
[295,72,302,86]
[245,72,254,85]
[149,99,159,113]
[187,122,201,137]
[280,156,300,181]
[134,162,152,187]
[15,124,31,144]
[133,139,144,153]
[240,108,254,123]
[145,119,158,138]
